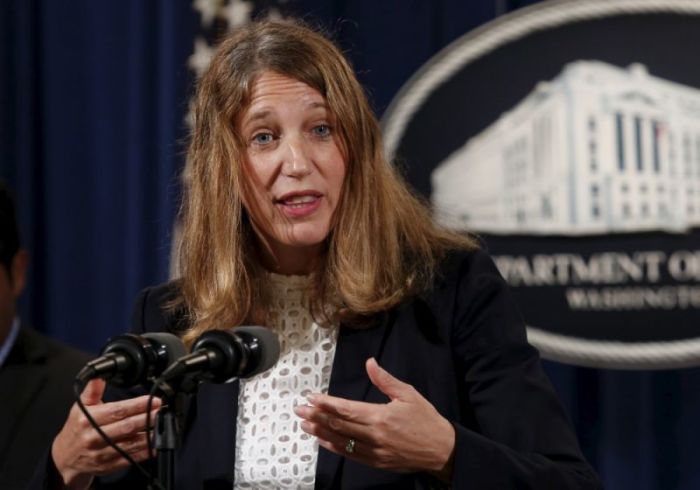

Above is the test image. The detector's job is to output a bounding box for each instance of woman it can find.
[50,20,600,489]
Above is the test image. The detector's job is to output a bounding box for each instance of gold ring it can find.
[345,438,356,454]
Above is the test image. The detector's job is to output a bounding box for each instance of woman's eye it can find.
[313,125,332,137]
[252,132,274,145]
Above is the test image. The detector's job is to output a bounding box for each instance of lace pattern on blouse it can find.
[234,273,338,489]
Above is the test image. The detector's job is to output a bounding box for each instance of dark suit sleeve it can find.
[446,250,601,489]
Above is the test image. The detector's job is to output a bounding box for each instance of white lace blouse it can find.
[233,273,339,489]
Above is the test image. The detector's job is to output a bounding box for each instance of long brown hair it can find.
[177,19,475,346]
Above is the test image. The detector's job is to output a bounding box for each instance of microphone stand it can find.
[155,403,177,490]
[153,381,190,490]
[152,376,197,490]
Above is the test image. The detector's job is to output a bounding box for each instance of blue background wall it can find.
[2,1,699,488]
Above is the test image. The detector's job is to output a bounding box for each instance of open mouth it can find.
[275,191,323,217]
[277,194,319,207]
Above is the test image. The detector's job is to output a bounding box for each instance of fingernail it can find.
[300,420,311,432]
[307,394,318,404]
[293,405,307,416]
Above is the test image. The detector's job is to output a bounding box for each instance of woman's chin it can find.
[274,224,330,249]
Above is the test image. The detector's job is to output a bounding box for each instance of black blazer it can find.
[118,249,599,490]
[0,325,90,489]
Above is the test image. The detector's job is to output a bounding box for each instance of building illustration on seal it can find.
[432,60,700,234]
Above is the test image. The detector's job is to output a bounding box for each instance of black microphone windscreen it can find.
[143,332,187,362]
[235,326,280,377]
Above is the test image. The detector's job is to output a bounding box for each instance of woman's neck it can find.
[259,242,322,275]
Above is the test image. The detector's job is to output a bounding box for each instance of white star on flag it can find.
[193,0,224,28]
[188,37,216,78]
[219,0,254,30]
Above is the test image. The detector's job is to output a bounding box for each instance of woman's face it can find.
[238,71,346,273]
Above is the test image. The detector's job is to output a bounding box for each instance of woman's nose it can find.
[280,136,312,178]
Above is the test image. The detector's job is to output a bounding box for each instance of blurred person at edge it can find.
[0,182,90,489]
[45,20,601,490]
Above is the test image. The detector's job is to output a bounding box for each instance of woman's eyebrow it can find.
[242,101,328,129]
[243,109,273,125]
[305,101,328,111]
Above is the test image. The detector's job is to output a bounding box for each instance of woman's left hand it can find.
[294,357,455,483]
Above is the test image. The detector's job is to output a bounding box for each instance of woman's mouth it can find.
[276,192,323,218]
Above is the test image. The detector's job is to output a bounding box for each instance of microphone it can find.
[76,333,187,388]
[159,326,280,385]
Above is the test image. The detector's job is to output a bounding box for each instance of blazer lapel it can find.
[315,312,394,490]
[188,380,239,489]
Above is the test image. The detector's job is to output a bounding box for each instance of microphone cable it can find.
[72,378,164,490]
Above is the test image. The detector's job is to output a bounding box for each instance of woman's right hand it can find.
[51,379,162,490]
